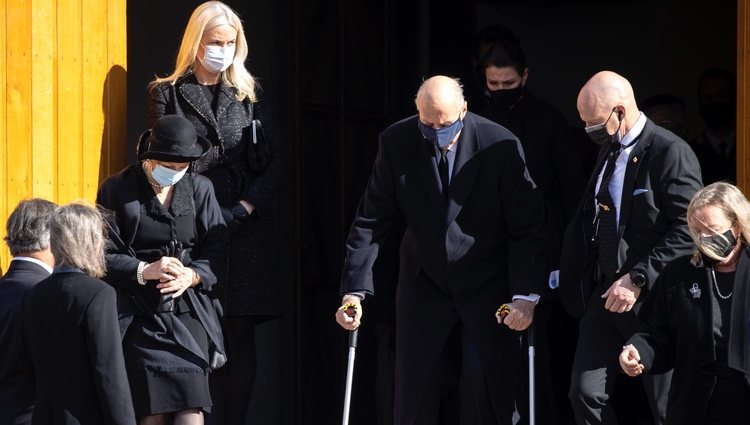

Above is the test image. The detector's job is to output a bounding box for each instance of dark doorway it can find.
[127,0,736,423]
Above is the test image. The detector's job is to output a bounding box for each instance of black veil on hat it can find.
[137,115,211,162]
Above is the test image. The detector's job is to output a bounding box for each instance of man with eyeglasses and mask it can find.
[334,75,547,424]
[558,71,702,425]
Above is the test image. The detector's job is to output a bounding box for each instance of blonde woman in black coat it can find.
[620,182,750,425]
[146,2,289,424]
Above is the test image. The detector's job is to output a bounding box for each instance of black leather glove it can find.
[221,203,251,235]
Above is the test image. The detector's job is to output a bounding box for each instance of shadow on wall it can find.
[99,64,129,185]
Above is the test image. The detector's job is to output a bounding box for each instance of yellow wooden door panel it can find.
[6,0,33,213]
[105,0,128,179]
[0,0,6,269]
[56,0,83,204]
[0,0,127,272]
[81,0,107,201]
[31,0,56,201]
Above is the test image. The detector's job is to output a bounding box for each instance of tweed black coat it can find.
[147,74,289,317]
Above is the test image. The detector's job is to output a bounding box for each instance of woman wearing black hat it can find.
[96,114,228,425]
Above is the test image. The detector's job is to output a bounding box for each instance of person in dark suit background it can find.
[690,67,736,185]
[559,71,703,425]
[0,198,57,425]
[473,24,585,425]
[335,75,547,424]
[640,93,689,141]
[620,182,750,425]
[23,202,136,425]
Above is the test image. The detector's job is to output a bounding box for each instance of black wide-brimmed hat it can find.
[137,115,211,162]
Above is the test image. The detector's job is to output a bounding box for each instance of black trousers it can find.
[569,284,671,425]
[514,299,567,425]
[206,316,257,425]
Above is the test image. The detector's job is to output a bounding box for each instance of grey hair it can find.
[50,202,107,278]
[414,76,465,110]
[4,198,58,256]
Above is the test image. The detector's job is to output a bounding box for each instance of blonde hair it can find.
[50,202,107,278]
[148,1,257,102]
[687,182,750,265]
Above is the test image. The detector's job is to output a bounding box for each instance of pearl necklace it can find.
[141,162,165,189]
[711,267,733,299]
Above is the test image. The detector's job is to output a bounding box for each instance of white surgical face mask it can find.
[151,164,188,187]
[200,44,236,74]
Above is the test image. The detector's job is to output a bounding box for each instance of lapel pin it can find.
[632,156,638,163]
[689,282,701,299]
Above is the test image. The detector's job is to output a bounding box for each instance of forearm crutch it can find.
[341,304,359,425]
[527,323,536,425]
[498,304,536,425]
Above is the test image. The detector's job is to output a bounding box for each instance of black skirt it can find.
[123,297,211,417]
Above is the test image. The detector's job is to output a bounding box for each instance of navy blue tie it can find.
[595,143,621,276]
[438,149,449,202]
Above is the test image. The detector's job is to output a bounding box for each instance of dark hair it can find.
[4,198,58,256]
[473,23,526,76]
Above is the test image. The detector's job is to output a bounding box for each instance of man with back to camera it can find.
[559,71,703,425]
[334,75,547,424]
[0,198,57,425]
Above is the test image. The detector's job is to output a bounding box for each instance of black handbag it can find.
[246,103,271,172]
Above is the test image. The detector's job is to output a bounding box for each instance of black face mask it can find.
[488,85,524,109]
[699,228,738,265]
[699,101,735,130]
[585,109,622,146]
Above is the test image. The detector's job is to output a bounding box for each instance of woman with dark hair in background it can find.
[23,202,136,425]
[146,2,289,423]
[97,115,227,425]
[473,23,585,425]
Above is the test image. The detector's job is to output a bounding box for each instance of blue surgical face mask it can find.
[151,164,188,187]
[418,114,464,148]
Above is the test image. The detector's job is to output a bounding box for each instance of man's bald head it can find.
[415,76,467,131]
[577,71,640,135]
[416,76,465,116]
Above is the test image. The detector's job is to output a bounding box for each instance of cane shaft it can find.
[342,328,359,425]
[528,325,536,425]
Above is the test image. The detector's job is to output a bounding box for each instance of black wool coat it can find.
[628,249,750,425]
[97,165,228,371]
[23,272,136,425]
[147,74,289,317]
[0,260,50,424]
[340,112,547,422]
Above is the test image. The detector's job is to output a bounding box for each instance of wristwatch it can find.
[630,271,646,288]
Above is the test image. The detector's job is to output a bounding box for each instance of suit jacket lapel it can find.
[618,121,654,237]
[446,117,480,226]
[214,85,236,121]
[413,134,445,213]
[179,81,219,130]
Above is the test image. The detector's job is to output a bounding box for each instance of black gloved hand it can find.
[221,203,251,235]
